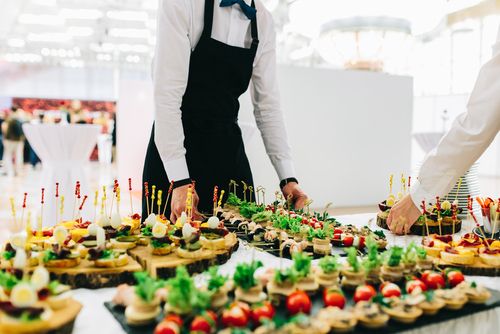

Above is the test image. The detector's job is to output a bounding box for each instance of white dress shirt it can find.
[411,25,500,207]
[153,0,295,182]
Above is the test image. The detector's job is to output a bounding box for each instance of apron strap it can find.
[250,0,259,49]
[202,0,215,40]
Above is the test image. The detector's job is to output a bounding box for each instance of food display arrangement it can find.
[377,175,464,235]
[1,180,239,287]
[216,188,387,259]
[104,246,499,334]
[0,252,82,334]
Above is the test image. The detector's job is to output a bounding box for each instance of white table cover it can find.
[71,213,499,334]
[23,124,101,226]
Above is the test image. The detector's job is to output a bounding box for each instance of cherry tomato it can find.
[251,301,275,325]
[446,270,465,288]
[343,235,354,247]
[230,301,251,318]
[222,305,249,328]
[424,272,445,290]
[154,321,180,334]
[164,315,183,328]
[286,290,312,315]
[420,270,432,282]
[323,289,346,309]
[380,282,401,298]
[353,285,376,303]
[406,279,427,294]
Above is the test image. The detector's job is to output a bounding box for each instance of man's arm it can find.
[250,10,307,208]
[153,0,191,182]
[410,33,500,207]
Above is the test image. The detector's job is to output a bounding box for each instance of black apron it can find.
[143,0,258,217]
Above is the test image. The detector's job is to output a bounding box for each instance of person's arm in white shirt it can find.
[153,0,191,182]
[410,29,500,206]
[250,10,296,181]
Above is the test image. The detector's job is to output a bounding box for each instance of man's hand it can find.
[387,194,422,235]
[170,184,202,223]
[282,182,308,210]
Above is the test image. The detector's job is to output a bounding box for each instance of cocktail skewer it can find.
[162,181,174,218]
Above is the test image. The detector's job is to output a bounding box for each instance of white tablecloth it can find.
[23,124,101,226]
[71,213,500,334]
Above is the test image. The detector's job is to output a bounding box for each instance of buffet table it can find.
[71,213,500,334]
[23,124,101,225]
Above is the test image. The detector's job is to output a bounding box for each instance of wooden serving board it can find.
[128,239,239,279]
[434,257,500,277]
[0,298,82,334]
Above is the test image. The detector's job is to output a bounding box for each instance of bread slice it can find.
[440,250,474,265]
[479,253,500,267]
[45,257,80,268]
[94,254,129,268]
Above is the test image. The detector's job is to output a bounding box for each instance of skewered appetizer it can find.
[316,306,357,333]
[415,246,434,270]
[362,237,383,284]
[293,252,319,294]
[176,223,204,259]
[200,217,231,250]
[315,255,340,288]
[125,272,165,325]
[478,247,500,267]
[149,222,173,255]
[380,246,404,282]
[455,281,491,304]
[341,247,365,289]
[233,261,266,304]
[205,266,231,309]
[422,234,453,257]
[42,227,81,268]
[434,288,468,310]
[267,267,298,302]
[2,233,39,268]
[164,266,211,315]
[440,246,475,265]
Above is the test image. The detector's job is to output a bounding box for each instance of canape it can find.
[440,246,475,266]
[176,223,204,259]
[125,272,164,325]
[149,222,173,255]
[422,234,452,258]
[380,297,423,324]
[455,281,491,304]
[354,301,389,329]
[315,255,340,288]
[380,246,404,282]
[316,306,357,333]
[415,246,434,270]
[200,217,229,250]
[266,267,297,302]
[362,237,382,284]
[293,252,319,294]
[478,247,500,267]
[341,247,366,289]
[206,266,230,309]
[434,288,468,310]
[233,261,267,304]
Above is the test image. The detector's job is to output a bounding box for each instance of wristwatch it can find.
[280,177,299,190]
[172,178,193,189]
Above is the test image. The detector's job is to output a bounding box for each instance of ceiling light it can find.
[106,10,149,21]
[27,33,71,43]
[19,13,64,26]
[7,38,26,48]
[5,53,43,63]
[60,8,103,20]
[109,28,150,39]
[67,26,94,37]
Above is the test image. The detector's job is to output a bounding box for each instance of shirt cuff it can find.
[409,178,435,210]
[272,159,296,181]
[163,157,190,182]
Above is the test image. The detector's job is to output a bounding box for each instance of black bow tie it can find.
[220,0,257,20]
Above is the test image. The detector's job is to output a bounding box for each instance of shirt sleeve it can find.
[411,28,500,207]
[152,0,191,181]
[250,10,296,181]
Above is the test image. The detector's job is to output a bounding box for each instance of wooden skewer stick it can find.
[213,186,218,217]
[469,208,490,248]
[162,181,174,217]
[21,192,27,229]
[151,185,156,215]
[109,180,118,218]
[144,182,150,216]
[9,197,17,231]
[218,190,225,208]
[40,188,45,229]
[128,178,134,215]
[492,198,500,238]
[241,181,248,202]
[156,189,162,215]
[436,196,442,235]
[78,195,88,219]
[55,183,59,224]
[454,177,463,203]
[93,190,99,223]
[421,200,429,236]
[72,181,79,221]
[249,186,253,203]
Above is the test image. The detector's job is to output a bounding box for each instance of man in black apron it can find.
[143,0,307,222]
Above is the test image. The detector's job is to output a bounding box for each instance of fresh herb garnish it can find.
[1,250,15,261]
[166,266,210,314]
[151,238,169,249]
[363,237,382,272]
[141,225,153,237]
[274,267,298,284]
[233,261,263,291]
[346,247,361,272]
[415,246,427,260]
[133,271,166,303]
[402,242,417,264]
[0,271,19,291]
[292,252,311,278]
[43,250,58,263]
[319,255,339,274]
[386,246,403,267]
[207,266,227,292]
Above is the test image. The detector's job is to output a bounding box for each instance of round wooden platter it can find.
[0,298,82,334]
[128,238,239,279]
[1,256,143,289]
[434,257,500,277]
